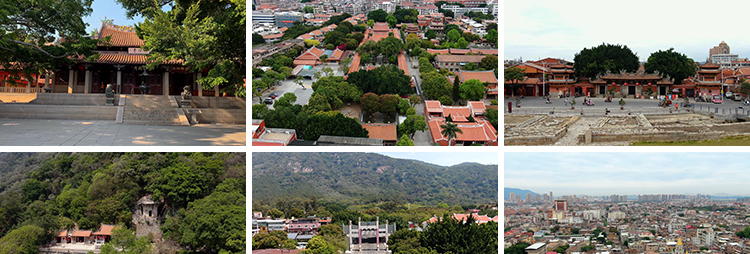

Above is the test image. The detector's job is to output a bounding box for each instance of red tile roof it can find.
[373,22,390,33]
[328,49,344,61]
[99,25,143,47]
[397,50,410,77]
[348,52,361,74]
[435,54,485,63]
[72,230,92,237]
[469,48,498,55]
[458,70,498,85]
[93,224,120,236]
[92,54,183,65]
[449,48,470,55]
[362,123,397,141]
[428,49,449,55]
[58,231,68,237]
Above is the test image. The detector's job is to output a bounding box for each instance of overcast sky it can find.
[504,0,750,63]
[376,152,498,167]
[505,153,750,196]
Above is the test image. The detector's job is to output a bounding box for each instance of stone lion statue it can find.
[181,85,192,100]
[105,84,114,98]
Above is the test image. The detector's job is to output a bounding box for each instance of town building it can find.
[710,41,730,59]
[424,100,498,146]
[252,11,276,26]
[275,12,304,28]
[554,199,568,211]
[287,218,322,235]
[441,5,489,17]
[361,123,398,146]
[525,242,547,254]
[134,195,162,238]
[252,119,297,146]
[435,54,485,72]
[343,217,396,254]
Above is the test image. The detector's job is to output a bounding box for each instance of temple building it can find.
[48,20,222,96]
[589,69,674,98]
[343,217,396,254]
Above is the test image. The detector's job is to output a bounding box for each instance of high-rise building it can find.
[509,192,516,201]
[554,199,567,211]
[526,193,533,202]
[710,41,730,60]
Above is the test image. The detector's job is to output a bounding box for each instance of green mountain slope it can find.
[252,153,497,205]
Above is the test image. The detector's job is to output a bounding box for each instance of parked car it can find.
[734,94,744,101]
[263,97,274,104]
[270,93,279,99]
[726,92,733,99]
[713,95,722,104]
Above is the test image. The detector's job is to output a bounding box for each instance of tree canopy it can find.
[368,9,388,22]
[303,111,369,140]
[421,71,452,100]
[459,79,486,101]
[573,43,639,79]
[119,0,246,96]
[644,48,696,85]
[348,65,412,95]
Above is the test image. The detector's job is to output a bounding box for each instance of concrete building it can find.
[252,11,276,26]
[275,12,304,28]
[710,41,730,59]
[343,217,396,254]
[441,5,489,17]
[525,242,547,254]
[554,199,567,211]
[608,211,626,220]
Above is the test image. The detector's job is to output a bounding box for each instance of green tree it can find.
[368,19,375,27]
[305,39,322,47]
[361,92,380,117]
[100,227,153,254]
[396,134,415,146]
[440,122,463,146]
[303,93,333,115]
[447,29,460,42]
[553,244,569,253]
[388,228,422,253]
[348,65,412,95]
[386,15,398,28]
[252,231,286,249]
[252,33,265,45]
[505,67,525,84]
[398,114,428,139]
[422,71,452,100]
[459,79,486,101]
[644,48,696,85]
[267,208,284,219]
[425,29,437,40]
[505,242,531,254]
[397,98,411,115]
[252,104,269,119]
[484,29,497,44]
[378,94,400,116]
[452,75,461,102]
[574,43,639,79]
[339,57,352,73]
[420,214,497,253]
[311,76,363,103]
[480,55,498,70]
[0,225,46,254]
[456,37,468,49]
[740,81,750,97]
[368,9,388,22]
[148,163,207,209]
[463,62,478,71]
[409,95,422,107]
[319,224,344,237]
[274,93,298,108]
[379,36,405,58]
[0,0,100,85]
[303,111,369,140]
[162,178,245,253]
[120,0,246,96]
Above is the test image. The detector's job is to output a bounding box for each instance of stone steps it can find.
[122,95,184,126]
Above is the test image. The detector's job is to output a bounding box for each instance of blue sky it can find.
[83,0,145,34]
[376,152,498,167]
[505,153,750,196]
[505,0,750,63]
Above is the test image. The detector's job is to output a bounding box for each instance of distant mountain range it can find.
[252,153,498,205]
[504,188,537,200]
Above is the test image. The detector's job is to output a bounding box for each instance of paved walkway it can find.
[0,119,245,146]
[554,116,600,146]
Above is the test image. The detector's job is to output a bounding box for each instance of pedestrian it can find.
[675,102,678,110]
[565,98,568,106]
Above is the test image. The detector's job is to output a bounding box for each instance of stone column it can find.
[26,75,32,93]
[115,65,125,94]
[44,71,50,92]
[84,64,92,94]
[214,78,220,97]
[68,68,76,93]
[162,66,171,96]
[197,72,203,97]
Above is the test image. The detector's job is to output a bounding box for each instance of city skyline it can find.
[505,0,750,63]
[505,153,750,196]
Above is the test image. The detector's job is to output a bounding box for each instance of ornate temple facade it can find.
[343,217,396,254]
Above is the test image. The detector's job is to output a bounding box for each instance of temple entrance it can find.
[686,89,695,97]
[659,86,666,96]
[574,87,582,96]
[93,71,114,93]
[170,73,189,95]
[628,86,636,95]
[599,85,605,95]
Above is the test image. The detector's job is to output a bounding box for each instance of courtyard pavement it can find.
[0,119,246,146]
[507,96,750,116]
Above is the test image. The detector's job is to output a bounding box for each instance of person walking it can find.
[564,98,568,106]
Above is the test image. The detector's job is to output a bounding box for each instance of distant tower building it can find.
[554,199,568,211]
[710,41,730,60]
[674,237,684,254]
[509,192,516,201]
[526,193,533,202]
[133,195,162,238]
[550,191,553,200]
[518,199,524,207]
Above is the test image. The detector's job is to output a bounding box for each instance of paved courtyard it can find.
[0,119,245,146]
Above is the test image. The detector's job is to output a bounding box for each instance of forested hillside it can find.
[0,152,246,254]
[252,153,497,205]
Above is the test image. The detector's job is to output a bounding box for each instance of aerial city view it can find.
[505,153,750,254]
[504,1,750,146]
[0,0,246,146]
[251,0,499,146]
[252,152,498,253]
[0,152,246,254]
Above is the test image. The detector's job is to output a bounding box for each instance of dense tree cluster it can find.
[252,153,497,205]
[573,43,640,79]
[644,48,696,85]
[348,65,413,95]
[387,214,498,254]
[0,153,246,253]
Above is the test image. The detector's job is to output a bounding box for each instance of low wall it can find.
[0,104,117,120]
[29,93,116,105]
[580,129,724,144]
[504,135,560,146]
[190,108,245,124]
[0,93,37,103]
[191,97,246,109]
